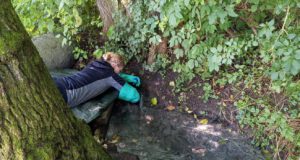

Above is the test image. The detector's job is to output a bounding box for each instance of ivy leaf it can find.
[184,0,190,7]
[291,60,300,75]
[149,35,161,45]
[208,54,222,72]
[169,14,177,26]
[59,0,65,10]
[187,59,195,69]
[182,39,190,51]
[208,13,217,24]
[210,47,218,54]
[270,72,279,80]
[225,5,238,17]
[174,48,184,59]
[295,50,300,60]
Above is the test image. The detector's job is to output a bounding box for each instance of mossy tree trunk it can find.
[0,1,111,159]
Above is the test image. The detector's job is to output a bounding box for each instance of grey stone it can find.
[107,105,265,160]
[32,33,74,69]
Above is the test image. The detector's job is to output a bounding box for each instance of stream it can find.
[107,104,265,160]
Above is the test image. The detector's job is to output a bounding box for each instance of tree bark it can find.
[0,1,111,159]
[96,0,115,35]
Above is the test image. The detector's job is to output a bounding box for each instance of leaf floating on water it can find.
[166,105,175,111]
[199,119,208,125]
[151,97,158,106]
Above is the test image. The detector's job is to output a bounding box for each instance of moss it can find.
[0,1,112,159]
[27,147,53,160]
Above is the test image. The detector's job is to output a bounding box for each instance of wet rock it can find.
[107,104,265,160]
[106,143,140,160]
[33,33,74,69]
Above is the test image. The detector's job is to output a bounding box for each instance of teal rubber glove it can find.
[118,83,140,103]
[119,73,141,87]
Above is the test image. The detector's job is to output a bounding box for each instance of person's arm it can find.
[119,73,141,87]
[110,73,140,103]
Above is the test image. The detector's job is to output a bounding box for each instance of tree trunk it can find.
[96,0,114,35]
[0,1,111,159]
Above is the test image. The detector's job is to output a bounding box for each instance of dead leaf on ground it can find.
[132,139,138,143]
[110,135,120,144]
[192,147,206,155]
[166,105,175,111]
[169,81,175,87]
[199,119,208,125]
[230,95,234,101]
[185,107,193,114]
[193,114,198,119]
[145,115,154,124]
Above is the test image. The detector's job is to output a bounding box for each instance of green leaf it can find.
[174,48,184,59]
[208,13,217,24]
[270,72,279,80]
[226,5,238,17]
[107,26,114,39]
[252,41,258,46]
[182,39,190,51]
[187,59,195,69]
[59,0,65,10]
[73,8,82,27]
[291,60,300,75]
[210,47,218,54]
[208,54,222,72]
[184,0,190,7]
[295,50,300,60]
[169,14,177,26]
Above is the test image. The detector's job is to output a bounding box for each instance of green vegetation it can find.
[13,0,300,159]
[13,0,102,59]
[106,1,300,158]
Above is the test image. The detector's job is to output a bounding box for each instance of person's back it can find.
[53,52,141,107]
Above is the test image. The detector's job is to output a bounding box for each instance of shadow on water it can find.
[107,103,265,160]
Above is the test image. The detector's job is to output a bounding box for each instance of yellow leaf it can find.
[166,105,175,111]
[151,97,158,106]
[230,95,234,101]
[199,119,208,125]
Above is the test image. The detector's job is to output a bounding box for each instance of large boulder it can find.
[32,33,74,69]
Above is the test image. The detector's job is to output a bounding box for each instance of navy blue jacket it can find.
[53,60,127,107]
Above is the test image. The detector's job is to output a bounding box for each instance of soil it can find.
[123,58,241,132]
